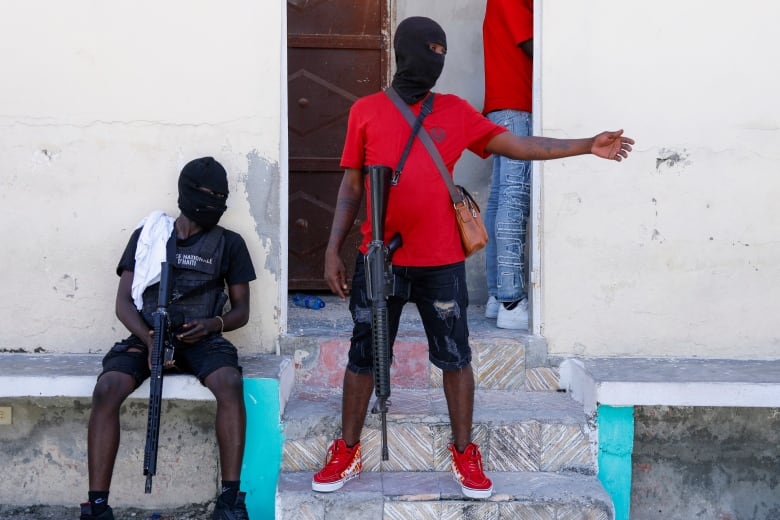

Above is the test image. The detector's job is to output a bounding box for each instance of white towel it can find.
[132,210,175,310]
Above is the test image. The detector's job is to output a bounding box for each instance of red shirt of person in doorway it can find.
[483,0,533,115]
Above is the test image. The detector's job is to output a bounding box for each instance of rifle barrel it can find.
[143,262,173,493]
[366,165,395,462]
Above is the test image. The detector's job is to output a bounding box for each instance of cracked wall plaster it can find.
[245,150,281,279]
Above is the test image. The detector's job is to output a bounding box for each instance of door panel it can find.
[287,0,389,290]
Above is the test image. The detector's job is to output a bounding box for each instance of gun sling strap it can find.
[384,89,435,185]
[384,87,461,202]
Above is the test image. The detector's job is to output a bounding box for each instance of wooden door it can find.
[287,0,389,290]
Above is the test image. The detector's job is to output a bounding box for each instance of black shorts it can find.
[100,334,241,388]
[347,257,471,373]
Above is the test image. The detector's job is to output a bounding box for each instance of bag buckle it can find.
[454,195,478,218]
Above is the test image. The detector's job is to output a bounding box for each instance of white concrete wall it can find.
[0,1,284,354]
[4,0,777,361]
[397,0,780,359]
[539,0,780,358]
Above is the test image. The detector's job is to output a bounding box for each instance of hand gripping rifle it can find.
[365,165,402,461]
[143,261,175,493]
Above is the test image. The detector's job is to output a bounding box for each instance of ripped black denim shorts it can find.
[347,256,471,373]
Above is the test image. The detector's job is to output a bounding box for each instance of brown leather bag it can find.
[385,87,489,257]
[453,185,488,257]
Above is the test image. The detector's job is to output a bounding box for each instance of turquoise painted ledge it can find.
[242,377,283,519]
[597,405,634,520]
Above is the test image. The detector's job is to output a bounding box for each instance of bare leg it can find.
[205,367,246,480]
[443,364,475,452]
[87,371,136,490]
[341,369,374,446]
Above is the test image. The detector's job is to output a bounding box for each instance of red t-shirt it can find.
[482,0,533,114]
[341,91,506,267]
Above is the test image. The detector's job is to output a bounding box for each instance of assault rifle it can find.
[143,262,175,493]
[365,165,402,461]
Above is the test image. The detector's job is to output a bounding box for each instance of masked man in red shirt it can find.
[312,16,633,499]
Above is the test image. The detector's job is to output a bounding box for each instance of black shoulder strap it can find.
[200,225,225,256]
[165,229,177,264]
[385,87,461,202]
[386,88,435,185]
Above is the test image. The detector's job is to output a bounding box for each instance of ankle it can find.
[340,435,361,449]
[87,491,109,515]
[219,480,240,505]
[452,441,469,454]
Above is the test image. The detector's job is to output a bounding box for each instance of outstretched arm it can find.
[485,129,634,162]
[325,168,365,300]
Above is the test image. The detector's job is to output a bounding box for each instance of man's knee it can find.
[92,371,134,408]
[206,366,244,398]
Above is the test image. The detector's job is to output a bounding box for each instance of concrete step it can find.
[281,335,561,392]
[281,387,596,475]
[279,296,612,518]
[0,354,292,511]
[276,471,613,520]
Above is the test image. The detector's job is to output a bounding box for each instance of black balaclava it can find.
[391,16,447,105]
[177,157,229,229]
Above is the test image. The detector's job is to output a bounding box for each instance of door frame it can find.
[280,0,543,336]
[281,0,391,334]
[280,0,289,336]
[530,3,542,335]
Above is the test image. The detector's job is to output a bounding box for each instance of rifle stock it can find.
[365,165,401,461]
[143,262,175,493]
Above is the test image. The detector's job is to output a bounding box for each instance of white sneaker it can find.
[484,296,499,319]
[496,299,529,330]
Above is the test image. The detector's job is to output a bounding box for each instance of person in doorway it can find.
[312,16,633,499]
[80,157,256,520]
[482,0,535,329]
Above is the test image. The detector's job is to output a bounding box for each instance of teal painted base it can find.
[242,378,283,519]
[597,405,634,520]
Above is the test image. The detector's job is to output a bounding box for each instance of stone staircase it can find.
[276,296,614,519]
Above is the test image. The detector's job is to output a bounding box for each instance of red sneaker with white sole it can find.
[449,442,493,498]
[311,438,362,492]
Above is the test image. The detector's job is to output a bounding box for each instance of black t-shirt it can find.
[117,226,257,286]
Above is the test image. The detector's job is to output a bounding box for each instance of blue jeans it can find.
[485,109,532,303]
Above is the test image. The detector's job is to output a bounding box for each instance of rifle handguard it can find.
[143,261,174,493]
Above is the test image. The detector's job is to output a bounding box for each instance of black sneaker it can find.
[79,502,114,520]
[211,491,249,520]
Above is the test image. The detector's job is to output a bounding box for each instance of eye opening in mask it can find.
[196,185,227,200]
[428,42,447,55]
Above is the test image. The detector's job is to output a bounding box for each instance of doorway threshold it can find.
[286,293,537,341]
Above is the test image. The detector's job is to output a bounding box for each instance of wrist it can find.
[214,315,225,334]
